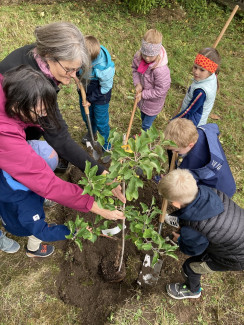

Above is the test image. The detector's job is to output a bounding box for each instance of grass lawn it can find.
[0,1,243,324]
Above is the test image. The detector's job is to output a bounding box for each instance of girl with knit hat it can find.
[132,29,171,131]
[172,47,221,126]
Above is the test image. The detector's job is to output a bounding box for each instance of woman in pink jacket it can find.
[0,66,125,258]
[132,29,171,131]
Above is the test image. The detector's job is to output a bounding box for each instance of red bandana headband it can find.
[194,54,218,73]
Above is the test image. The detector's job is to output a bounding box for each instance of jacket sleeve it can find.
[178,226,209,256]
[41,104,106,175]
[132,54,141,86]
[142,66,171,99]
[96,66,115,94]
[0,130,95,213]
[172,88,206,126]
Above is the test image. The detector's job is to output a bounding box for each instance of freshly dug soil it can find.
[55,166,183,325]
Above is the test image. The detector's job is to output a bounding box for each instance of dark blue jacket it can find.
[0,170,70,241]
[179,123,236,197]
[173,186,244,270]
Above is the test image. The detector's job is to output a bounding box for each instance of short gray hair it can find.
[34,22,90,78]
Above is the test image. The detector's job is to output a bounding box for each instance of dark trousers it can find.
[183,253,233,293]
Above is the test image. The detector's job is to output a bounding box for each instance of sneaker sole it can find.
[2,248,20,254]
[26,249,55,258]
[166,288,201,300]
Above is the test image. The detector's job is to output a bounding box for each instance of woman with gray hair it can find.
[0,21,125,203]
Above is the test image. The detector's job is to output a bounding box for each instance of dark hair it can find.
[2,65,58,126]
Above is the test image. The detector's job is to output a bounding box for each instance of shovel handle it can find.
[73,77,89,115]
[213,5,239,48]
[159,151,178,224]
[125,97,139,145]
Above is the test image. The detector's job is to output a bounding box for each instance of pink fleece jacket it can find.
[0,76,94,212]
[132,46,171,116]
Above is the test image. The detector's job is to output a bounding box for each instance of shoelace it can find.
[40,245,47,253]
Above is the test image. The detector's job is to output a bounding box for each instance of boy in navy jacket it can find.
[158,169,244,299]
[79,36,115,153]
[164,118,236,198]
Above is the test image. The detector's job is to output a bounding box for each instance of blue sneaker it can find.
[26,243,54,258]
[0,232,20,253]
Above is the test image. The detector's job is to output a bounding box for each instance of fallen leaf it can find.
[210,113,221,120]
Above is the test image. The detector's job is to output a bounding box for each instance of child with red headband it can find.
[132,29,171,131]
[172,47,221,126]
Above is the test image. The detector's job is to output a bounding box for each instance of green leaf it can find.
[75,239,83,251]
[165,252,178,260]
[97,132,105,146]
[141,243,153,250]
[94,215,102,224]
[143,229,152,238]
[140,163,152,179]
[88,165,98,178]
[82,185,92,195]
[84,161,91,177]
[109,161,121,174]
[152,252,159,267]
[65,233,74,240]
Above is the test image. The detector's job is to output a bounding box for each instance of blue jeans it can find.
[79,100,111,150]
[140,112,157,131]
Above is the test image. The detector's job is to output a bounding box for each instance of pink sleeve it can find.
[0,130,94,212]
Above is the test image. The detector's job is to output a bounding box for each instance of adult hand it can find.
[172,231,180,242]
[90,202,125,221]
[101,170,126,204]
[111,184,126,204]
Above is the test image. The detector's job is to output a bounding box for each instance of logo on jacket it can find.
[211,160,222,170]
[33,214,40,221]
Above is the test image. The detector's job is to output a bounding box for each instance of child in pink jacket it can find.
[132,29,171,131]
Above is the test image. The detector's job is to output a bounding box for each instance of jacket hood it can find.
[134,45,168,69]
[92,45,113,70]
[149,45,168,68]
[174,185,224,221]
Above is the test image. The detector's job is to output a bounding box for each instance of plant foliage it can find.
[65,127,178,265]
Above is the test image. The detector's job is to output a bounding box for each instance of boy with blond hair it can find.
[79,35,115,156]
[164,118,236,198]
[158,169,244,300]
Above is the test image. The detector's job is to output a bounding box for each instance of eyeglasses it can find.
[55,59,81,75]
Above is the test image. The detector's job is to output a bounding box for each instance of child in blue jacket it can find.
[172,47,221,126]
[79,36,115,153]
[158,169,244,299]
[161,118,236,198]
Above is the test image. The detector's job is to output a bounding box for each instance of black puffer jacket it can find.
[174,186,244,270]
[0,44,105,175]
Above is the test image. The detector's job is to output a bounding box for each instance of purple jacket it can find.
[0,75,94,213]
[132,46,171,116]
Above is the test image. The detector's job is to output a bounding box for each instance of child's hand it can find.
[172,231,180,242]
[135,91,142,102]
[83,100,91,107]
[135,83,143,94]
